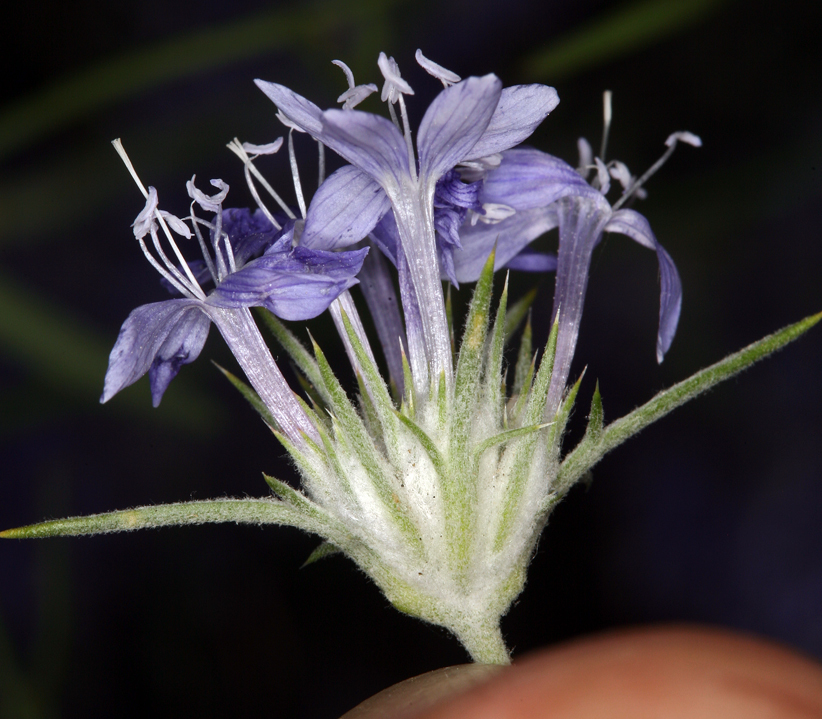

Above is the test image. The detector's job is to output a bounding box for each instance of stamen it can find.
[374,53,418,180]
[241,139,284,155]
[377,52,414,104]
[148,223,206,300]
[609,160,632,190]
[276,110,306,134]
[188,206,219,285]
[317,141,326,187]
[415,49,461,87]
[242,161,283,230]
[287,130,308,219]
[665,131,702,148]
[599,90,613,162]
[397,94,418,182]
[612,130,702,211]
[332,59,356,89]
[187,177,235,278]
[226,138,293,226]
[332,59,378,110]
[135,234,192,296]
[576,138,593,178]
[594,157,611,195]
[112,140,205,299]
[387,101,401,130]
[112,139,149,199]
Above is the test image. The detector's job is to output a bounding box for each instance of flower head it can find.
[102,141,367,444]
[23,63,749,672]
[452,120,700,416]
[255,52,559,393]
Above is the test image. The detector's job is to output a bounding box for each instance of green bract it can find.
[5,246,819,663]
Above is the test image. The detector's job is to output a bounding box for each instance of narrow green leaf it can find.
[557,311,822,493]
[494,324,566,552]
[1,498,334,539]
[263,473,311,506]
[301,541,342,567]
[503,287,538,344]
[548,370,585,448]
[585,381,604,442]
[255,308,328,404]
[400,346,416,418]
[311,336,419,545]
[445,283,456,359]
[437,369,448,432]
[295,371,329,417]
[474,422,549,458]
[452,248,496,461]
[213,362,277,428]
[484,275,509,414]
[523,314,559,426]
[512,313,534,396]
[393,411,446,478]
[340,309,398,439]
[355,372,382,438]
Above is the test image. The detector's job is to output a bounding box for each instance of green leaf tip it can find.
[504,287,538,342]
[0,498,316,539]
[585,381,604,440]
[213,361,277,428]
[557,310,822,492]
[301,541,342,568]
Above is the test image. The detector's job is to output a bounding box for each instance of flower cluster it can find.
[23,51,817,667]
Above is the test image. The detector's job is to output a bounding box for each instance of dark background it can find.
[2,0,821,716]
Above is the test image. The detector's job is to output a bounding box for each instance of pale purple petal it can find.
[396,246,427,393]
[254,80,324,134]
[320,109,410,187]
[101,299,210,406]
[546,196,613,417]
[302,165,390,249]
[208,245,368,321]
[605,208,682,362]
[462,84,560,162]
[452,206,558,284]
[480,148,597,210]
[417,75,502,180]
[358,244,407,394]
[221,208,282,265]
[368,209,400,267]
[503,247,557,273]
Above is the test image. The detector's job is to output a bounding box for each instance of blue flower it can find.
[453,139,695,416]
[255,53,558,391]
[101,163,367,444]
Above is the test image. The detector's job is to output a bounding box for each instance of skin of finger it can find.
[354,625,822,719]
[340,664,506,719]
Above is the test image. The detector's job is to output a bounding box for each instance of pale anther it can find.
[415,49,461,87]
